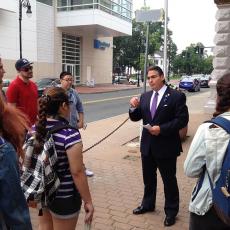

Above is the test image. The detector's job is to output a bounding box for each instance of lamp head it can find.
[26,3,32,17]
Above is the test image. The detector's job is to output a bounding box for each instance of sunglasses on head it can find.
[21,66,33,72]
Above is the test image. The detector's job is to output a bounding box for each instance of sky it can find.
[132,0,217,53]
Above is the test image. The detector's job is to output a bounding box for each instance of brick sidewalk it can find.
[29,91,211,230]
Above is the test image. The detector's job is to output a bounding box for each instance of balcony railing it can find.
[57,0,132,22]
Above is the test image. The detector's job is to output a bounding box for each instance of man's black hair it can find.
[147,66,164,76]
[59,71,72,79]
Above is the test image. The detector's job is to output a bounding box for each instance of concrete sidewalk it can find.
[30,89,212,230]
[76,79,179,94]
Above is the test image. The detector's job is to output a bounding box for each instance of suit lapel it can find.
[145,91,153,120]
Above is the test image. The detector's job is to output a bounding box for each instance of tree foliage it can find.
[113,20,213,76]
[113,19,177,73]
[171,43,213,75]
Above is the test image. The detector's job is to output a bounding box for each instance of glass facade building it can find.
[57,0,132,22]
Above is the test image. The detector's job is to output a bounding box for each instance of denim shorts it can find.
[48,195,82,219]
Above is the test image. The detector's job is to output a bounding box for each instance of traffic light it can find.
[199,47,204,55]
[195,46,204,55]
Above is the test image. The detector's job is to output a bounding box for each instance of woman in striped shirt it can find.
[36,87,94,230]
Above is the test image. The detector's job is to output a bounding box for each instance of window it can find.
[37,0,53,6]
[57,0,132,22]
[62,33,81,84]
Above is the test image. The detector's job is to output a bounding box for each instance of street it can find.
[80,88,210,123]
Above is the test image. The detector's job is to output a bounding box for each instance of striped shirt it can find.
[31,119,82,198]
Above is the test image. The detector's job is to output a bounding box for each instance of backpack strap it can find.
[205,116,230,189]
[47,124,78,136]
[206,116,230,134]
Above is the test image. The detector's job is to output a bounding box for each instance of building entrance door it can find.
[64,64,79,85]
[62,33,81,85]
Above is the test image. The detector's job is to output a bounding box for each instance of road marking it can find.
[83,94,140,105]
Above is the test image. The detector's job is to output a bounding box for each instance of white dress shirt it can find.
[149,85,167,110]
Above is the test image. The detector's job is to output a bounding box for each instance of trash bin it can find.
[89,79,95,87]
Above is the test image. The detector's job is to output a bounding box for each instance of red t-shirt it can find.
[6,76,38,126]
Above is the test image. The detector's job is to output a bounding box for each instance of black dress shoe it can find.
[164,216,176,227]
[133,206,155,215]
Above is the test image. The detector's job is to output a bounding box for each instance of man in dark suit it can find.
[129,66,189,227]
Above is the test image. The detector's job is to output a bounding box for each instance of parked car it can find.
[2,79,11,93]
[200,74,210,88]
[179,76,201,92]
[35,77,60,97]
[129,78,138,85]
[114,75,128,84]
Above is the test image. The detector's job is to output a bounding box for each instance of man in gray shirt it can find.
[60,71,94,177]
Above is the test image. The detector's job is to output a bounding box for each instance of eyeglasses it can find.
[62,79,73,82]
[21,66,33,72]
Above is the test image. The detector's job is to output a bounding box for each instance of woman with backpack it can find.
[0,94,32,229]
[33,87,94,230]
[184,73,230,230]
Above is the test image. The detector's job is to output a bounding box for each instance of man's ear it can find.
[61,102,68,108]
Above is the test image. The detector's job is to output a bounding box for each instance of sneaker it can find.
[85,168,94,177]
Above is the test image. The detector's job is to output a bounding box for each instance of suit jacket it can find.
[129,86,189,158]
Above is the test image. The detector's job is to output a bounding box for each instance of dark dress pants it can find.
[141,152,179,218]
[189,207,229,230]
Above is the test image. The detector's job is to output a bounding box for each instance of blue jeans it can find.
[0,142,32,230]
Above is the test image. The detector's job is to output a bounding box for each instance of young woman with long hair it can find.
[33,87,94,230]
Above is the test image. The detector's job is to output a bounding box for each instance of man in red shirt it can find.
[6,58,38,126]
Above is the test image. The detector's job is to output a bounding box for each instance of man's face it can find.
[147,70,165,91]
[60,75,73,90]
[19,65,33,79]
[0,59,6,81]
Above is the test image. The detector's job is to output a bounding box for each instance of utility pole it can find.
[163,0,168,81]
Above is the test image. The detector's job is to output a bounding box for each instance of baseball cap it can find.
[15,58,33,71]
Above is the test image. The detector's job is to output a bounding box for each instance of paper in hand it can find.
[143,124,152,130]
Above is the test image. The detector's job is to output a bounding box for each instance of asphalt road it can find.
[80,87,210,123]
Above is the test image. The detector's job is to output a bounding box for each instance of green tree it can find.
[171,43,213,75]
[113,19,175,73]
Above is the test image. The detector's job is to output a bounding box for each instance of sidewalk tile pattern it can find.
[29,86,211,230]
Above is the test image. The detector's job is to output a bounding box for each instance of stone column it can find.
[204,0,230,113]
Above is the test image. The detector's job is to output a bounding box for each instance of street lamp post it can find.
[19,0,32,59]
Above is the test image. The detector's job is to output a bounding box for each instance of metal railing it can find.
[57,0,132,22]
